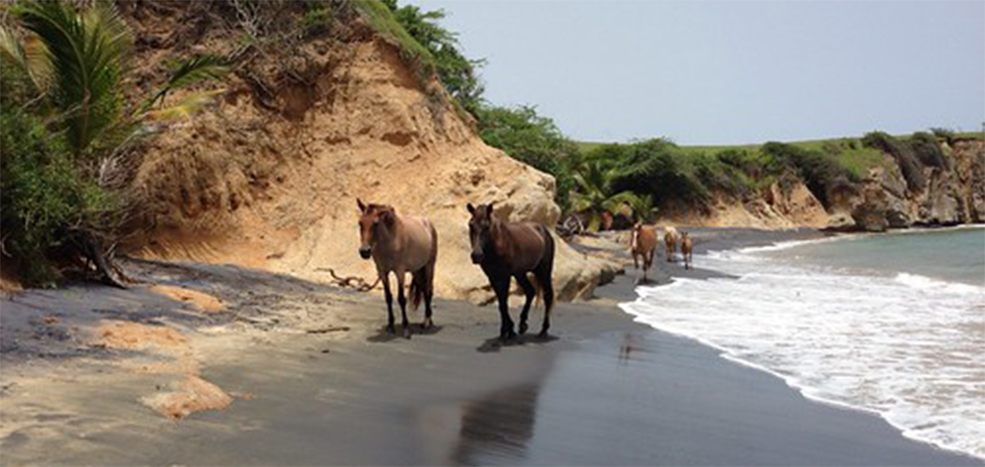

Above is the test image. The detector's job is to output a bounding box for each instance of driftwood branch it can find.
[316,268,380,292]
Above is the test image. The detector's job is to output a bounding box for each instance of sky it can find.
[410,0,985,145]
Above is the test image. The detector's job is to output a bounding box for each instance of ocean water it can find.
[621,226,985,459]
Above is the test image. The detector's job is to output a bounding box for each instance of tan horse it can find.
[664,226,679,263]
[629,222,657,283]
[680,231,694,270]
[357,199,438,337]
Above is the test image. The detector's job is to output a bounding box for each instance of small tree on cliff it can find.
[0,1,226,285]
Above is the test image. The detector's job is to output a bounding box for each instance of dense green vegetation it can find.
[474,105,580,211]
[568,159,638,231]
[0,1,226,285]
[578,138,856,212]
[353,0,484,114]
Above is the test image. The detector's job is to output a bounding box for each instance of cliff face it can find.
[660,139,983,232]
[123,3,617,302]
[851,139,984,231]
[660,181,832,230]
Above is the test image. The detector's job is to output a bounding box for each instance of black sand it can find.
[1,229,981,466]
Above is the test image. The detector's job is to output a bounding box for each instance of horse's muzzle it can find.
[470,252,483,264]
[359,247,372,259]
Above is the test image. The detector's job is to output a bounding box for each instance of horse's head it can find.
[466,202,495,264]
[630,222,642,250]
[357,198,395,259]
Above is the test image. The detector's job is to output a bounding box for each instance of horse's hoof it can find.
[518,322,528,335]
[402,327,412,339]
[537,330,550,339]
[386,325,396,334]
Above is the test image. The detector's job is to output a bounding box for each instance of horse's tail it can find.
[410,220,438,311]
[532,225,556,309]
[410,273,424,311]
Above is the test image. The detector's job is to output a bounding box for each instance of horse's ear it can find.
[485,202,495,217]
[357,198,367,213]
[467,203,475,215]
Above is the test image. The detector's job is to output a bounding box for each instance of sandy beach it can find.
[0,229,981,466]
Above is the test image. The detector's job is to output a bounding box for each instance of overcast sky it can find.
[410,0,985,145]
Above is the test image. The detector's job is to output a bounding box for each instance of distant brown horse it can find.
[629,222,657,283]
[357,199,438,337]
[680,231,694,270]
[467,202,555,340]
[664,226,679,263]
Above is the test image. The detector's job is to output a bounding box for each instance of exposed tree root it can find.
[315,268,379,292]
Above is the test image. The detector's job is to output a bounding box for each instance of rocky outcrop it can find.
[122,5,616,303]
[851,139,984,231]
[662,180,831,229]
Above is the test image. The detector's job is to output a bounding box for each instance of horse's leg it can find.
[535,229,556,339]
[642,251,650,283]
[416,267,434,329]
[633,252,639,270]
[381,272,395,334]
[492,275,515,340]
[536,267,554,338]
[646,252,657,282]
[395,271,410,338]
[514,274,536,335]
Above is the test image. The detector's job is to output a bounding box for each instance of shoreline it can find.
[617,226,985,462]
[1,228,982,465]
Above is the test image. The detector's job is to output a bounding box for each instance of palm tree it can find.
[2,0,228,157]
[0,0,228,286]
[628,193,658,224]
[570,159,639,232]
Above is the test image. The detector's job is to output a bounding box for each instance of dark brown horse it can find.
[467,202,555,340]
[358,199,438,337]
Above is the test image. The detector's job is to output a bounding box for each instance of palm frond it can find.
[141,54,228,112]
[601,191,640,214]
[14,0,131,156]
[143,90,224,122]
[0,25,51,92]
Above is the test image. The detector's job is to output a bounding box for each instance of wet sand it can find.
[1,230,981,466]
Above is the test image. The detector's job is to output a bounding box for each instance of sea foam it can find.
[621,243,985,460]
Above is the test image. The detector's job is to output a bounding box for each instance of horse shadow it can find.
[365,323,445,343]
[476,333,558,353]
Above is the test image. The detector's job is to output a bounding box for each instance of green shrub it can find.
[930,127,955,144]
[716,148,764,179]
[861,131,926,192]
[909,131,947,169]
[475,105,579,211]
[1,109,115,285]
[693,154,752,199]
[760,142,854,208]
[357,0,485,115]
[606,139,711,208]
[302,2,334,37]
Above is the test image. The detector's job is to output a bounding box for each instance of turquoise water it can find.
[623,225,985,458]
[761,227,985,286]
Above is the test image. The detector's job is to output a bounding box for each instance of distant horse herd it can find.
[356,198,692,340]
